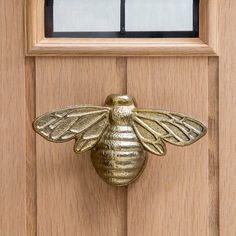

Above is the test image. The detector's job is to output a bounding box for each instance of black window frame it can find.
[45,0,199,38]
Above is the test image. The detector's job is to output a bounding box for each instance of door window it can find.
[45,0,199,38]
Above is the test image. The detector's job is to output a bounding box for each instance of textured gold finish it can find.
[33,94,207,186]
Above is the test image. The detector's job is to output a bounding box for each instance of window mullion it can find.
[120,0,126,33]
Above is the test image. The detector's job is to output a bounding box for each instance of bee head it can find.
[105,94,136,107]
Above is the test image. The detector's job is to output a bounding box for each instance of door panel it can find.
[0,0,26,235]
[36,57,127,235]
[219,1,236,235]
[1,0,236,236]
[127,57,209,235]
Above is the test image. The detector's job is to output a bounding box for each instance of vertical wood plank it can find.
[127,57,209,236]
[0,0,26,235]
[36,57,127,236]
[25,57,37,236]
[219,1,236,235]
[208,57,219,236]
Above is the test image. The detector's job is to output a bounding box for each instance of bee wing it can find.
[132,109,207,156]
[33,106,110,153]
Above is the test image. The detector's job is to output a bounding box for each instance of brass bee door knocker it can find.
[33,94,207,186]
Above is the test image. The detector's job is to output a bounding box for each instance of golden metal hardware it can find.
[33,94,207,186]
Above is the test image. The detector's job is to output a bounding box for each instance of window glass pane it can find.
[45,0,199,38]
[126,0,194,31]
[53,0,120,32]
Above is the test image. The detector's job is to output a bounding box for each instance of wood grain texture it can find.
[127,57,209,236]
[200,0,219,50]
[208,57,219,236]
[207,0,219,52]
[28,38,216,57]
[25,0,44,50]
[0,0,26,235]
[219,1,236,235]
[199,0,208,42]
[35,57,127,236]
[25,57,37,236]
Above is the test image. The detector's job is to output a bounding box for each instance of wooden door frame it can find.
[25,0,218,56]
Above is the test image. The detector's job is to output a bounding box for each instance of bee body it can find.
[91,125,147,186]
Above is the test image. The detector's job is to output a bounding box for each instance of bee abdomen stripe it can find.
[100,140,141,149]
[95,150,144,159]
[109,126,134,132]
[107,178,134,186]
[94,161,144,171]
[97,169,140,179]
[105,133,138,141]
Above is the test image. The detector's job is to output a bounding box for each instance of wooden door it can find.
[1,0,236,235]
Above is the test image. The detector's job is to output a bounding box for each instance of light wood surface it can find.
[199,0,219,52]
[35,57,127,236]
[2,0,236,235]
[28,38,216,57]
[25,57,37,236]
[127,57,209,236]
[207,0,219,52]
[0,0,26,235]
[25,0,217,56]
[208,57,219,236]
[219,1,236,235]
